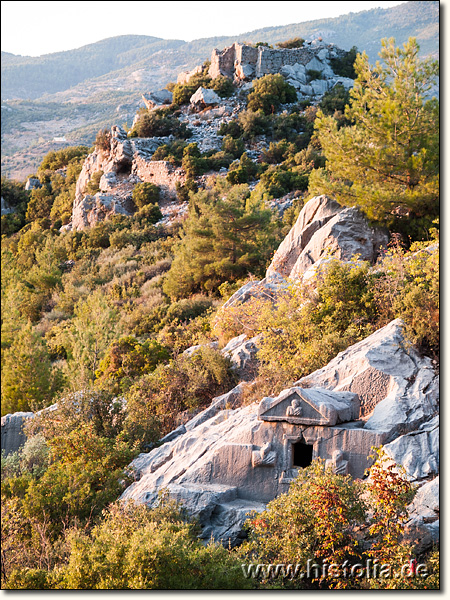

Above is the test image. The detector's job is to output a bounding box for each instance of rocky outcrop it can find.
[25,177,41,191]
[1,412,34,456]
[406,477,439,552]
[221,334,260,380]
[383,416,439,481]
[70,125,185,230]
[297,319,439,438]
[266,195,389,282]
[141,89,173,110]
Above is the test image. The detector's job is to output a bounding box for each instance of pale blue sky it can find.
[2,1,410,57]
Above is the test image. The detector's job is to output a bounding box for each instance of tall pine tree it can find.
[311,38,439,234]
[163,178,276,299]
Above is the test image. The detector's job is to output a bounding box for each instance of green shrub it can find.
[130,107,191,138]
[151,139,188,165]
[39,146,89,172]
[329,46,358,79]
[127,346,236,435]
[95,336,170,390]
[218,120,244,139]
[51,501,252,590]
[86,170,103,195]
[227,153,259,184]
[255,260,377,390]
[276,37,305,49]
[222,134,245,159]
[306,69,323,81]
[238,109,271,139]
[132,182,160,209]
[247,74,298,114]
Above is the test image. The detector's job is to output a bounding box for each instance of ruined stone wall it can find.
[209,43,238,78]
[132,158,186,200]
[209,42,343,81]
[256,46,318,77]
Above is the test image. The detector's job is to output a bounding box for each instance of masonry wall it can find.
[132,158,186,200]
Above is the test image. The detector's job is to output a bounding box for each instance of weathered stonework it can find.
[209,41,347,82]
[132,158,186,200]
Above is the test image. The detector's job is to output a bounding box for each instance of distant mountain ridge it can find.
[1,1,439,101]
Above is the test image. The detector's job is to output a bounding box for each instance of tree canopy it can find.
[310,37,439,234]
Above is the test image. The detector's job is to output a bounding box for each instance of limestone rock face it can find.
[120,319,438,546]
[406,477,439,552]
[297,319,439,439]
[382,416,439,481]
[266,195,389,282]
[1,412,34,456]
[266,195,342,280]
[221,334,260,380]
[70,125,183,230]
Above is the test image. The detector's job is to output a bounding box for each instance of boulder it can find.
[190,87,221,107]
[1,412,34,456]
[25,177,41,191]
[311,79,330,95]
[405,477,439,552]
[382,416,439,481]
[297,319,439,439]
[221,334,260,379]
[266,195,388,282]
[221,276,286,309]
[266,195,343,281]
[141,89,173,110]
[288,206,388,280]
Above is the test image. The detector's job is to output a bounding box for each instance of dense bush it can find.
[132,182,161,212]
[276,37,305,49]
[329,46,358,79]
[126,346,236,436]
[247,74,298,114]
[129,106,191,139]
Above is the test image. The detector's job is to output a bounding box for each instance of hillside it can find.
[1,1,439,101]
[0,30,440,590]
[1,1,439,181]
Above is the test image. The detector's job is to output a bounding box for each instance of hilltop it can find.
[0,1,439,180]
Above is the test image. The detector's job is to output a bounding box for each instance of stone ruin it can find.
[208,41,341,80]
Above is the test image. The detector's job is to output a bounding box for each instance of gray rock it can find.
[221,334,260,379]
[305,56,326,73]
[311,79,330,95]
[1,412,34,456]
[1,196,14,215]
[405,477,439,552]
[266,195,343,281]
[297,319,439,438]
[190,87,221,107]
[289,206,389,280]
[221,277,286,309]
[383,416,439,481]
[183,341,219,357]
[25,177,41,191]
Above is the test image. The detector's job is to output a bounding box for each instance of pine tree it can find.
[163,178,276,299]
[1,323,62,415]
[310,38,439,232]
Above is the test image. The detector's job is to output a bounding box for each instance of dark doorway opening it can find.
[292,442,313,468]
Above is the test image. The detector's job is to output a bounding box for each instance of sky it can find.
[1,1,410,57]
